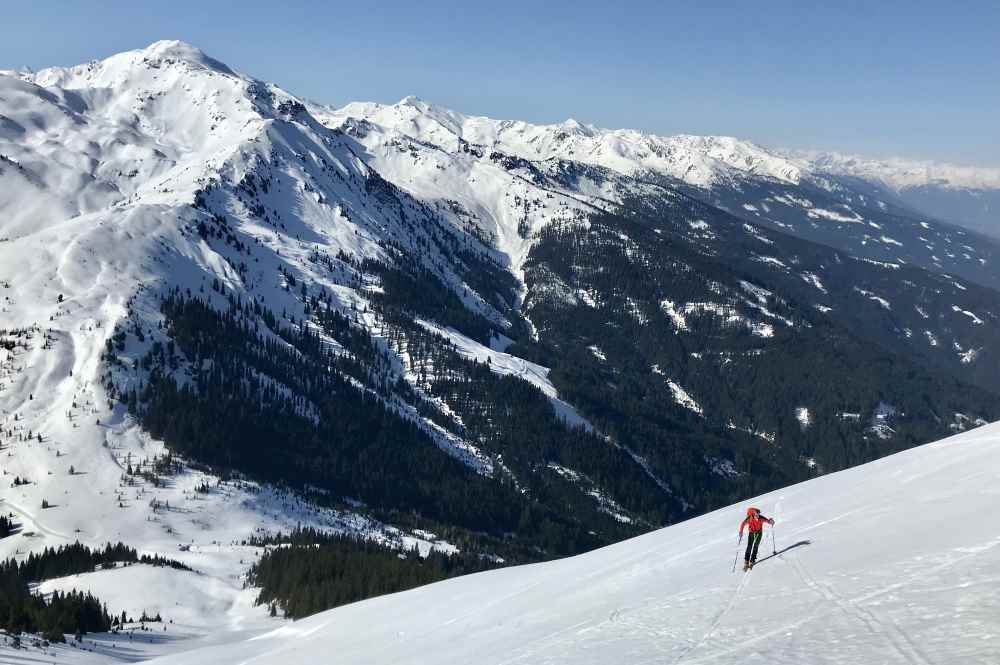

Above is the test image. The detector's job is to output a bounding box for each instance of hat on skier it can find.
[747,506,759,516]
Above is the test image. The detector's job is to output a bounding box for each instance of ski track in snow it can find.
[785,555,933,665]
[670,570,752,664]
[0,498,74,542]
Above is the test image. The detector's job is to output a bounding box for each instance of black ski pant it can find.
[745,530,763,563]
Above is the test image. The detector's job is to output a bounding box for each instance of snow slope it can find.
[142,421,1000,665]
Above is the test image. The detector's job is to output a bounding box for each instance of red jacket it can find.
[740,513,773,536]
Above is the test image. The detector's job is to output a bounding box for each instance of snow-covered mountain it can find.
[79,421,1000,664]
[315,96,1000,292]
[801,151,1000,191]
[311,93,1000,387]
[0,39,522,649]
[321,96,805,188]
[796,151,1000,241]
[0,40,998,661]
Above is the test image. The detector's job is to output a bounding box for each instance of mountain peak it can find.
[395,95,459,120]
[142,39,202,57]
[135,39,236,76]
[26,39,238,90]
[560,117,597,137]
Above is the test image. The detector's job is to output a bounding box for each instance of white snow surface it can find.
[136,421,1000,665]
[665,379,704,416]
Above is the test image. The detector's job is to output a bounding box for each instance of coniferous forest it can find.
[247,528,498,618]
[0,541,183,640]
[0,514,15,539]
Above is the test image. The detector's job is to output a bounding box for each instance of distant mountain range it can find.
[790,150,1000,241]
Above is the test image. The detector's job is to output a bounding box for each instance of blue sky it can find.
[3,1,997,165]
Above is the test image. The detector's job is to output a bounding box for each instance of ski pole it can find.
[731,533,743,573]
[771,523,777,556]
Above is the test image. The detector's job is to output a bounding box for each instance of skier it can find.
[739,506,774,571]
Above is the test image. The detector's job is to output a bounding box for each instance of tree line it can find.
[247,528,498,619]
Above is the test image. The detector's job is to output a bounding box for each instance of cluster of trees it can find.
[0,541,188,640]
[366,262,501,345]
[247,528,498,619]
[0,514,15,538]
[0,542,149,640]
[0,588,111,642]
[16,541,189,582]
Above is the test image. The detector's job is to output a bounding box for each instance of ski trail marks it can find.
[685,535,992,665]
[671,569,752,664]
[789,555,932,665]
[0,498,73,542]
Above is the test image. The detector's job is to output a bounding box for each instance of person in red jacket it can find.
[739,506,775,571]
